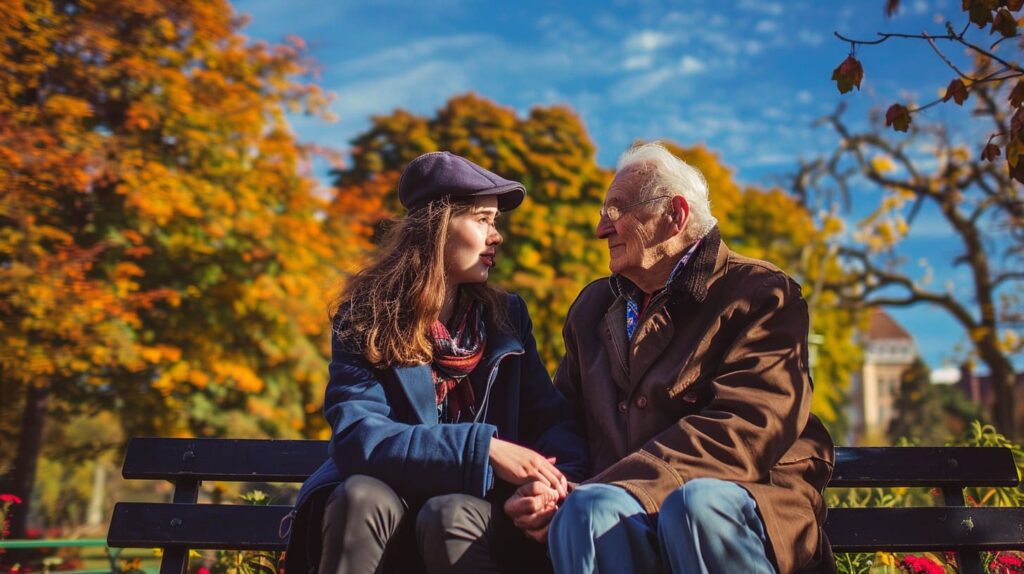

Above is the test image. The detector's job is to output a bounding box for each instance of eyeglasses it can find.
[600,195,673,222]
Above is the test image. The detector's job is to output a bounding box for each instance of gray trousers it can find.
[318,475,549,574]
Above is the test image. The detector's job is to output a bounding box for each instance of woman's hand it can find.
[504,481,562,543]
[488,438,567,496]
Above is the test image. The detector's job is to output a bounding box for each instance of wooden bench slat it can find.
[122,438,327,482]
[108,503,1024,553]
[108,503,290,551]
[826,507,1024,552]
[830,447,1019,488]
[122,439,1020,488]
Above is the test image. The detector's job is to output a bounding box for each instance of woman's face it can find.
[445,195,502,285]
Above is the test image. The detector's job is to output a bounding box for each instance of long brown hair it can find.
[331,198,508,367]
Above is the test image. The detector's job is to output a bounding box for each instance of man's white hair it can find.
[616,141,717,243]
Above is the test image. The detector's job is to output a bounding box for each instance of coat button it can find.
[635,395,648,409]
[618,400,628,413]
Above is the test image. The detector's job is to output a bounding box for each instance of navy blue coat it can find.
[283,294,588,573]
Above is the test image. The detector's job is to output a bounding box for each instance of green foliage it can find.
[835,553,870,574]
[888,359,982,445]
[954,422,1024,508]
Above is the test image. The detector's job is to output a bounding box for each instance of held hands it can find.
[488,437,568,497]
[504,481,563,543]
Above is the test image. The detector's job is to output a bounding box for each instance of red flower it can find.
[992,551,1024,573]
[0,495,21,505]
[195,567,211,574]
[900,555,945,574]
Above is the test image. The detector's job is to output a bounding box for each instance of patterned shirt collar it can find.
[611,239,701,340]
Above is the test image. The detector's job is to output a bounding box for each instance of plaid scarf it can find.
[429,300,486,423]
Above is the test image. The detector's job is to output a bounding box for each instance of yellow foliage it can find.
[870,155,896,174]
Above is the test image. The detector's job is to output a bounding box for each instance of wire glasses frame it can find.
[600,195,673,222]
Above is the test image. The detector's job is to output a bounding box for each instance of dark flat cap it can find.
[398,151,526,212]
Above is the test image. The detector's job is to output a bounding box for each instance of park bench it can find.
[107,438,1024,574]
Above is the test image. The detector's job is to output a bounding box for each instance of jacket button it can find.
[617,400,628,413]
[635,395,648,409]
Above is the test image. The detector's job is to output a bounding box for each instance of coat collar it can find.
[604,227,725,390]
[392,307,524,425]
[665,225,721,305]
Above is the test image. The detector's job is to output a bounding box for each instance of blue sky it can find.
[233,0,1014,371]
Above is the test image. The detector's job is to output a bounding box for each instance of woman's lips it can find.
[481,254,495,267]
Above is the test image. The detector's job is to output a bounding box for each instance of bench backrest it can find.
[108,438,1023,574]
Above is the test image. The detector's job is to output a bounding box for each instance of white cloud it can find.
[625,30,675,52]
[797,29,824,46]
[910,0,930,15]
[741,152,798,167]
[745,40,764,55]
[738,0,784,16]
[624,54,654,70]
[338,35,490,75]
[331,60,469,119]
[797,90,813,104]
[679,55,706,75]
[612,68,676,103]
[755,20,778,34]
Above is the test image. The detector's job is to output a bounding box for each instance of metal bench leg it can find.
[955,551,984,574]
[159,477,200,574]
[159,547,190,574]
[942,486,985,574]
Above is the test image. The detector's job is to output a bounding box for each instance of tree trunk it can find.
[85,461,107,528]
[7,382,49,539]
[984,355,1018,440]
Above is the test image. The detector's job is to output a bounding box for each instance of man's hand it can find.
[504,481,562,543]
[489,438,568,496]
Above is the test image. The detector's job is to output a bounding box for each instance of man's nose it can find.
[596,214,614,239]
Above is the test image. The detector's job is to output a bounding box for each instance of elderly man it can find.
[504,142,835,574]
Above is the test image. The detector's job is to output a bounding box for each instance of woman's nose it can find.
[488,227,503,245]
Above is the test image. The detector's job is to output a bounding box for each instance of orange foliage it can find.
[1,0,337,440]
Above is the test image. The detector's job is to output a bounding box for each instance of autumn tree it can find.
[1,0,336,536]
[796,99,1023,437]
[832,0,1024,183]
[329,94,612,372]
[818,1,1024,438]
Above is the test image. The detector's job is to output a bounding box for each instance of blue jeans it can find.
[548,478,776,574]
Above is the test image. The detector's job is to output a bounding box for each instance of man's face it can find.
[596,168,671,281]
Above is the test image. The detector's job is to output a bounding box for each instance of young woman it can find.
[283,152,588,574]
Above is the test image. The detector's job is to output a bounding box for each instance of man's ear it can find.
[670,195,690,236]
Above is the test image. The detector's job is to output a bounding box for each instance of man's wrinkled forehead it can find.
[606,164,647,205]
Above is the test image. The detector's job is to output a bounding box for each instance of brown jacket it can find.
[555,229,836,574]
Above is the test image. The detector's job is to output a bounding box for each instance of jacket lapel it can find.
[629,301,676,387]
[393,364,438,424]
[628,230,724,389]
[601,297,632,393]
